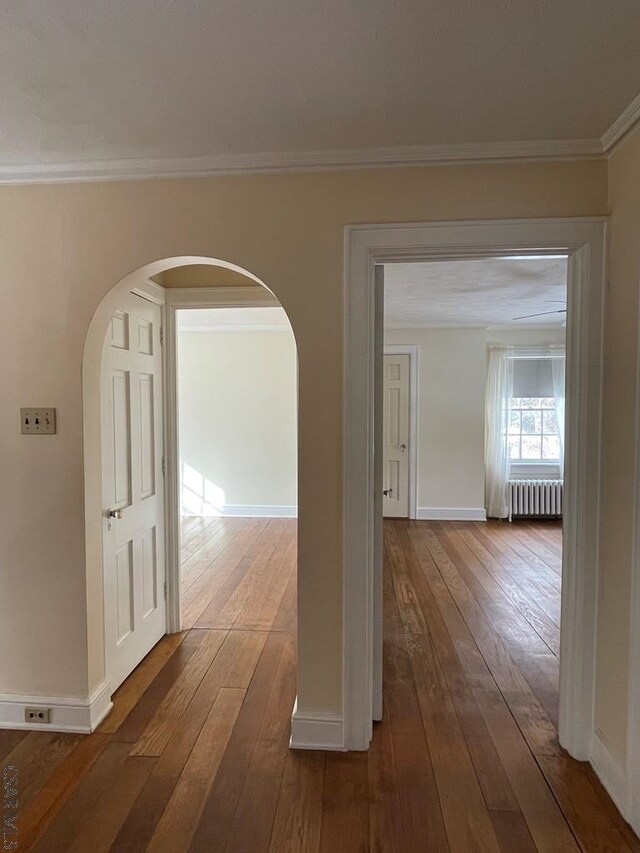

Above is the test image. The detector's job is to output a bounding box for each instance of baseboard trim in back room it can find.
[416,507,487,522]
[182,505,298,518]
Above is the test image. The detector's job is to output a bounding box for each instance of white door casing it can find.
[103,292,166,691]
[382,353,410,518]
[344,218,606,759]
[372,266,384,722]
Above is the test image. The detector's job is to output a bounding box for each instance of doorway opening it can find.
[343,218,605,758]
[83,257,299,731]
[381,256,567,525]
[175,303,298,636]
[380,254,567,746]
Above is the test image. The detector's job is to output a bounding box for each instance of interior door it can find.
[103,291,166,691]
[382,353,410,518]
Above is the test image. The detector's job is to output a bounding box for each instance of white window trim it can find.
[508,398,562,466]
[510,462,562,478]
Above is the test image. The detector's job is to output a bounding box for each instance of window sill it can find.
[510,463,561,478]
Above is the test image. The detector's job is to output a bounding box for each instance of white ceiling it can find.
[384,257,568,329]
[177,307,290,331]
[1,0,640,179]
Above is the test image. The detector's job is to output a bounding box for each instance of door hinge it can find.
[160,326,164,345]
[164,581,167,599]
[162,456,166,476]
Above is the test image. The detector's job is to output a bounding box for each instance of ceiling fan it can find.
[513,300,567,322]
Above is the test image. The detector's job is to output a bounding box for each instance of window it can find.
[507,356,561,464]
[508,397,560,462]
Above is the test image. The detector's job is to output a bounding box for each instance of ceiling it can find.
[154,265,262,289]
[177,307,290,331]
[1,1,640,180]
[384,257,568,329]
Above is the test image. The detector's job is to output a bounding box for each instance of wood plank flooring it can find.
[3,516,639,851]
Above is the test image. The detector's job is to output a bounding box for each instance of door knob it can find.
[383,488,393,496]
[400,444,407,452]
[106,508,123,520]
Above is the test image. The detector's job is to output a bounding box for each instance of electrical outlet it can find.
[25,707,51,724]
[20,408,56,435]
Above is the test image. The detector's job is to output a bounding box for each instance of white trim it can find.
[166,286,279,308]
[344,218,605,755]
[0,680,112,734]
[627,259,640,837]
[289,699,345,751]
[510,462,561,477]
[486,324,567,332]
[82,259,288,703]
[592,730,630,819]
[416,507,487,521]
[601,92,640,153]
[177,324,289,333]
[163,298,181,634]
[7,92,640,186]
[0,138,604,185]
[88,680,114,730]
[182,505,297,518]
[388,323,567,332]
[131,279,166,306]
[560,235,605,759]
[384,345,418,519]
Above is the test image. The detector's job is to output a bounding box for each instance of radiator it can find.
[508,479,563,521]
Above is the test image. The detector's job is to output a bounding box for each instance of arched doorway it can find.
[82,256,298,713]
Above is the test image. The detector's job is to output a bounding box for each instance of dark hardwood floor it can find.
[3,516,639,851]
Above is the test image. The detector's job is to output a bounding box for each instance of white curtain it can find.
[485,347,514,519]
[550,345,566,478]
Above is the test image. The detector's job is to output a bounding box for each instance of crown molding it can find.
[0,137,604,185]
[386,323,566,331]
[6,96,640,184]
[601,92,640,153]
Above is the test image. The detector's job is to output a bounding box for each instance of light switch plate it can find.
[21,408,56,435]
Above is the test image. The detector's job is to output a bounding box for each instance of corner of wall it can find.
[0,680,112,734]
[591,728,631,820]
[289,696,345,751]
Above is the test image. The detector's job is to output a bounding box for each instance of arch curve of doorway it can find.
[82,255,299,725]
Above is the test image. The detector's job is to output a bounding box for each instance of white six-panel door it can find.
[103,292,166,691]
[382,353,410,518]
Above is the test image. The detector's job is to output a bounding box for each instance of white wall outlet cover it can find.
[20,408,56,434]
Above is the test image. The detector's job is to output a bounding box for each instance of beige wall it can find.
[0,160,607,716]
[597,129,640,761]
[178,329,297,513]
[385,327,566,514]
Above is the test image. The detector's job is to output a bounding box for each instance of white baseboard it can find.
[416,507,487,522]
[290,697,345,751]
[591,729,630,819]
[182,505,297,518]
[0,680,112,734]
